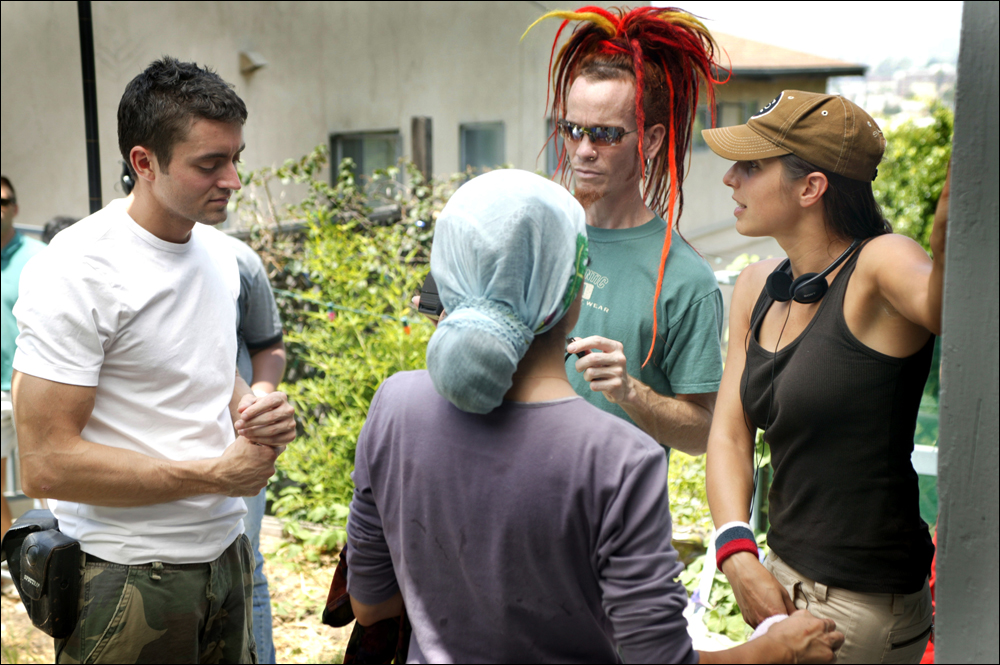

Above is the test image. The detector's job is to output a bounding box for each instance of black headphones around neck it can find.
[764,239,861,304]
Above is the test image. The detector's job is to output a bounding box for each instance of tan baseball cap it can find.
[702,90,885,181]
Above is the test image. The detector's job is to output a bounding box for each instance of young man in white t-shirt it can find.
[11,57,295,663]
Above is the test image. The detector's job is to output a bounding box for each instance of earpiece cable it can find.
[744,299,792,527]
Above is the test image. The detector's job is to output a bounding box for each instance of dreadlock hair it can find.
[523,6,727,366]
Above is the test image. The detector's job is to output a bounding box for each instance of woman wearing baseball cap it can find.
[702,91,947,663]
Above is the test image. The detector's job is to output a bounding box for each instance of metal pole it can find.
[78,1,102,214]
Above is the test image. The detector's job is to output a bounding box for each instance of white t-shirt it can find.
[13,198,246,565]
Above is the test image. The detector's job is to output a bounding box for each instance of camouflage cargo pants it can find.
[55,535,257,664]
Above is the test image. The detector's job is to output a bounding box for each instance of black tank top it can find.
[742,244,934,593]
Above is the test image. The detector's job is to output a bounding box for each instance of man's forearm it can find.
[20,435,223,507]
[14,371,227,506]
[617,379,713,455]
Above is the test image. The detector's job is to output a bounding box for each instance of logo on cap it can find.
[752,92,784,119]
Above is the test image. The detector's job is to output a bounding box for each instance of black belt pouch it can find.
[1,509,81,638]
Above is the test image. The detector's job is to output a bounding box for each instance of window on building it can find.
[692,106,711,150]
[718,101,759,126]
[545,118,567,176]
[330,131,402,186]
[460,122,505,172]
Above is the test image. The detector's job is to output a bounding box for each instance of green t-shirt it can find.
[568,216,724,435]
[2,232,47,391]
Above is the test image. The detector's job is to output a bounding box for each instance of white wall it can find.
[3,0,829,270]
[1,1,90,226]
[1,1,596,228]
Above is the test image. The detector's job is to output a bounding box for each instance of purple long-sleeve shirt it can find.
[347,370,696,664]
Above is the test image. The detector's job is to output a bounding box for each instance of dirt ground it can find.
[1,535,352,664]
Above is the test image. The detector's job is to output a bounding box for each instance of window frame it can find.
[328,129,403,186]
[459,121,506,173]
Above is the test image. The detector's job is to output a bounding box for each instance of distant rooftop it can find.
[713,32,867,79]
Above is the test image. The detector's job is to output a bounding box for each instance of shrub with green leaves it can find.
[874,105,953,253]
[275,213,435,519]
[679,554,747,643]
[668,451,713,538]
[233,148,462,536]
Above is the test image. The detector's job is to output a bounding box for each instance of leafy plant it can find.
[874,105,953,253]
[679,554,744,643]
[668,451,713,538]
[232,147,465,548]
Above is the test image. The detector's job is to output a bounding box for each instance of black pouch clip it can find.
[0,509,81,638]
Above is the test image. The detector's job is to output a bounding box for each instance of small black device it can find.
[1,509,81,638]
[764,239,861,304]
[417,272,444,320]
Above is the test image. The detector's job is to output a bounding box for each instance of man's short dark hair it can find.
[0,175,14,200]
[118,57,247,176]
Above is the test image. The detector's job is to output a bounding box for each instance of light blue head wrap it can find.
[426,169,588,414]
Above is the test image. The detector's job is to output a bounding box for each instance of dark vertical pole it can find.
[78,1,102,214]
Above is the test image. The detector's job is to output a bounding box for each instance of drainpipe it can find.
[78,1,102,214]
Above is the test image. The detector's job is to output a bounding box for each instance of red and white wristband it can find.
[715,521,759,569]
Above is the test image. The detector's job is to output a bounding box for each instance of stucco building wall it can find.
[2,1,586,227]
[3,0,832,270]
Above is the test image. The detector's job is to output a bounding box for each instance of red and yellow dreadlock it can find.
[523,6,727,366]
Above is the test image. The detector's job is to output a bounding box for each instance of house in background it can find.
[1,1,591,230]
[3,1,861,270]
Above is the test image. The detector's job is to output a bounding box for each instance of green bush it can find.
[668,451,713,537]
[874,105,953,253]
[679,553,747,643]
[233,147,463,540]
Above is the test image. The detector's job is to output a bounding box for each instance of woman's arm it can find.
[869,166,950,335]
[345,384,405,625]
[705,262,796,628]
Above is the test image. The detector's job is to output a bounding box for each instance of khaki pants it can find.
[765,552,932,664]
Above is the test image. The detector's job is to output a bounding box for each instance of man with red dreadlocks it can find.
[526,6,725,458]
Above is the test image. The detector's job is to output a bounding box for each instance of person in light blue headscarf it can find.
[426,169,588,413]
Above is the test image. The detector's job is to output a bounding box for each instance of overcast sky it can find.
[653,1,964,68]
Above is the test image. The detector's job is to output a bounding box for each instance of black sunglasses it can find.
[557,119,636,146]
[0,198,14,206]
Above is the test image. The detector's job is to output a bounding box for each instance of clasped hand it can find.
[234,391,296,448]
[217,392,296,497]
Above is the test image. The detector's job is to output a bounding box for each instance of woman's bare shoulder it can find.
[734,258,783,297]
[729,258,784,323]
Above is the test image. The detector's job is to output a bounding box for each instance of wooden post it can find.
[411,116,433,182]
